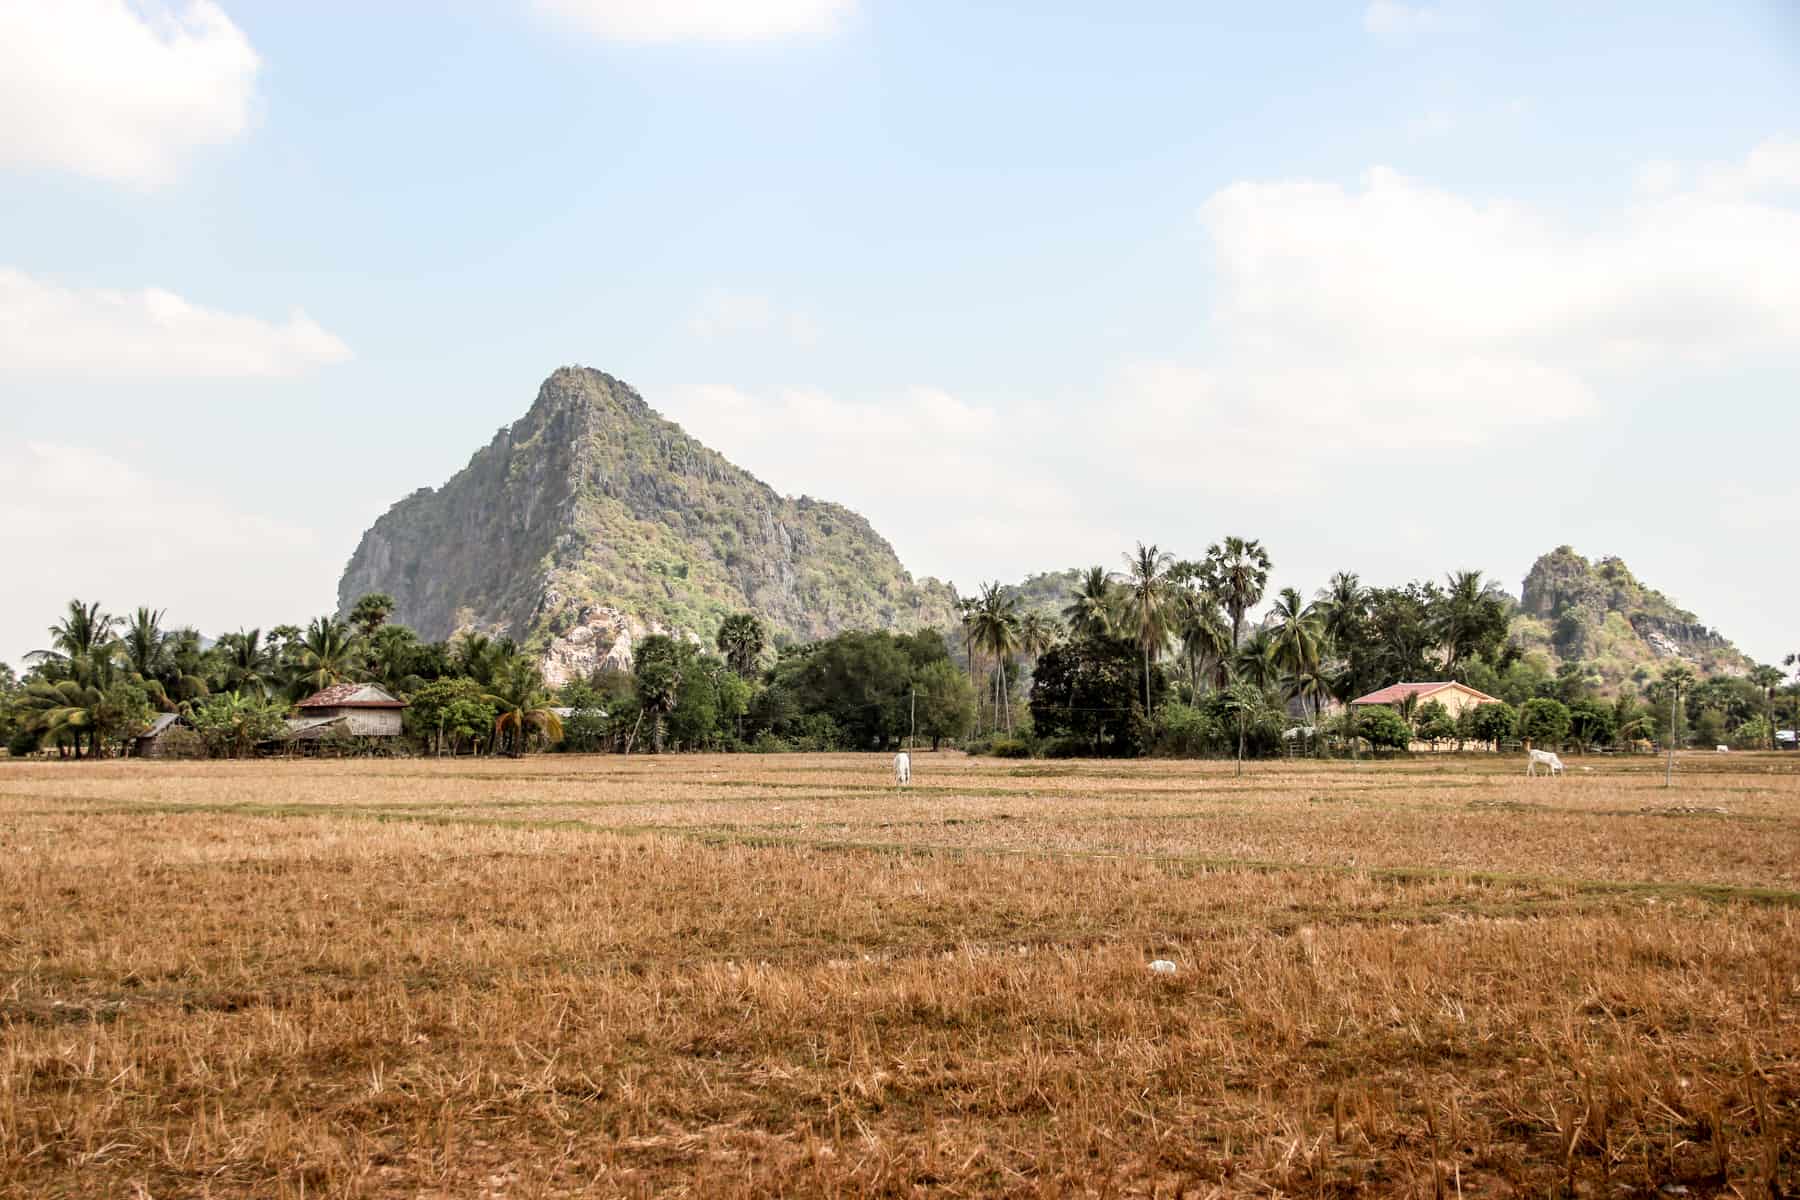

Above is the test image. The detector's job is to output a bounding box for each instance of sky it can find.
[2,0,1797,670]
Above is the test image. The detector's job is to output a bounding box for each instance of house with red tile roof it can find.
[1349,680,1499,718]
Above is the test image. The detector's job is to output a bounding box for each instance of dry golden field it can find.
[2,751,1797,1198]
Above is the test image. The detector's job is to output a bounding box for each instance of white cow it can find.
[1526,747,1564,777]
[893,751,911,786]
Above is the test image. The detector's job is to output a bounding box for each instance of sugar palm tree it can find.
[486,656,564,757]
[716,613,766,677]
[1205,537,1272,647]
[968,582,1021,733]
[1749,664,1785,750]
[1118,543,1176,716]
[1062,566,1118,641]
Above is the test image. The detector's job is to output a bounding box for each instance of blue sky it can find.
[2,0,1797,670]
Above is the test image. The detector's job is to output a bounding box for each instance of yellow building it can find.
[1349,680,1499,718]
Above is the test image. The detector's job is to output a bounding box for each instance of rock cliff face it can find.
[1513,546,1750,683]
[338,367,959,682]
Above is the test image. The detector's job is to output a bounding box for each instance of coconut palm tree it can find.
[294,617,361,696]
[1174,586,1230,698]
[1062,566,1118,641]
[1268,587,1325,738]
[452,632,506,687]
[1436,569,1505,678]
[968,582,1021,733]
[1233,627,1280,692]
[486,656,564,757]
[1118,543,1176,717]
[716,613,767,677]
[1205,537,1272,647]
[1016,612,1061,664]
[216,629,276,698]
[29,599,121,674]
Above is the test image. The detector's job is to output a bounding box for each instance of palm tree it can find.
[1062,567,1118,640]
[1316,572,1371,756]
[294,617,361,696]
[1233,627,1280,692]
[1016,612,1061,664]
[120,607,167,679]
[1118,543,1176,717]
[29,599,122,676]
[368,625,425,696]
[1749,664,1785,750]
[1174,588,1230,699]
[216,629,276,698]
[1660,662,1696,786]
[1220,677,1278,777]
[716,613,767,677]
[1268,587,1325,735]
[1205,537,1272,647]
[486,657,564,757]
[1437,569,1504,678]
[452,632,505,687]
[16,677,103,758]
[968,582,1021,733]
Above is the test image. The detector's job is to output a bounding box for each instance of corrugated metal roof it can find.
[295,683,406,709]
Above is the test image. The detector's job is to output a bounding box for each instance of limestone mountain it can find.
[338,367,959,682]
[1510,546,1752,687]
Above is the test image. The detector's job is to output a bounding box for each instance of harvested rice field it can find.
[2,751,1797,1197]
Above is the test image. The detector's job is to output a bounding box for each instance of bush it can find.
[1038,735,1089,759]
[988,737,1033,758]
[1155,702,1223,757]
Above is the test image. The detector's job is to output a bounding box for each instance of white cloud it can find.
[0,0,259,187]
[0,268,351,378]
[1103,139,1800,492]
[535,0,852,43]
[0,442,338,669]
[689,288,820,346]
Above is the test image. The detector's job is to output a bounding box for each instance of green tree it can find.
[485,657,564,757]
[969,581,1021,733]
[1267,586,1324,726]
[1356,704,1412,752]
[367,624,426,696]
[1434,570,1511,679]
[1061,566,1119,641]
[1466,701,1518,751]
[348,593,397,639]
[1204,536,1272,648]
[1566,698,1616,750]
[913,658,976,749]
[1415,699,1457,747]
[1748,664,1785,750]
[188,692,289,758]
[1029,635,1162,756]
[215,629,276,698]
[406,677,498,756]
[1016,612,1061,666]
[716,612,767,677]
[632,635,686,753]
[30,598,122,671]
[1118,543,1176,718]
[1221,678,1280,774]
[294,617,361,696]
[1173,586,1230,699]
[1517,697,1572,748]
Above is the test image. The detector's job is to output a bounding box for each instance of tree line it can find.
[4,544,1796,760]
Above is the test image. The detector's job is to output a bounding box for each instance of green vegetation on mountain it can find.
[336,367,959,670]
[1509,545,1753,691]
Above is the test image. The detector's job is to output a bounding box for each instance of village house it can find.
[1349,681,1500,718]
[289,683,408,738]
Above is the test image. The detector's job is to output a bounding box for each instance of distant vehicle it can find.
[1778,730,1797,751]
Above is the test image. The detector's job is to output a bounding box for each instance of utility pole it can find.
[1664,677,1680,788]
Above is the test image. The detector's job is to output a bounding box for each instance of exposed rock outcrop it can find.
[339,367,959,670]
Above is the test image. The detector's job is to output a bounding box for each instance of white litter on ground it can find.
[1149,959,1177,975]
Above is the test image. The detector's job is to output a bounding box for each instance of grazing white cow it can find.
[893,750,911,786]
[1526,747,1564,777]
